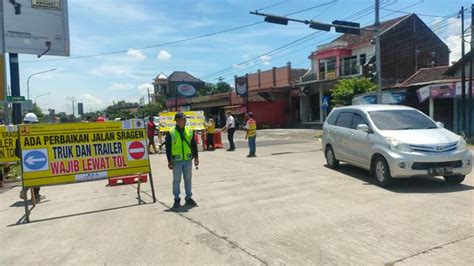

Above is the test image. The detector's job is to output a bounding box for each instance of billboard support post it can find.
[9,53,21,124]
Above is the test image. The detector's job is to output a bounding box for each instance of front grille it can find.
[411,160,463,170]
[410,142,458,153]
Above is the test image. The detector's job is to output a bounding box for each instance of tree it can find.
[105,101,139,119]
[196,81,233,96]
[138,102,164,118]
[330,77,377,107]
[32,103,44,121]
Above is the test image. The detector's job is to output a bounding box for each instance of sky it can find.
[10,0,474,114]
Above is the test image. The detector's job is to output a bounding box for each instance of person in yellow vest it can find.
[205,114,216,151]
[165,112,199,209]
[244,112,257,158]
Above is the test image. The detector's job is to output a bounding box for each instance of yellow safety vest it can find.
[247,119,257,137]
[207,120,216,134]
[171,127,193,161]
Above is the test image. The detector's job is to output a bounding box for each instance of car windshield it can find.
[369,110,437,130]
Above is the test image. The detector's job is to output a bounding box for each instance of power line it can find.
[20,1,336,64]
[203,0,401,81]
[255,1,288,12]
[381,7,460,18]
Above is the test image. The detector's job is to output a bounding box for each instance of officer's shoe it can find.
[185,198,198,207]
[172,198,181,209]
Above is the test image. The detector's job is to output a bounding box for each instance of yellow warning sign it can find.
[19,120,151,187]
[159,111,205,132]
[0,125,19,163]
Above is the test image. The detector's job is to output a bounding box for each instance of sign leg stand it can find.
[23,188,30,223]
[148,173,157,203]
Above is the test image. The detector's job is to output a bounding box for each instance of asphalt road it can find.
[0,129,473,265]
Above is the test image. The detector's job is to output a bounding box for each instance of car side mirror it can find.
[436,121,444,128]
[357,124,369,133]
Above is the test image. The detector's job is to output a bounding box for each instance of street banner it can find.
[0,125,19,163]
[159,111,205,132]
[19,120,150,187]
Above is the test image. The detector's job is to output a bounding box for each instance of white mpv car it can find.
[322,105,472,187]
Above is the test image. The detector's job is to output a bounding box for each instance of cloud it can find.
[432,17,471,63]
[137,83,153,94]
[78,93,105,109]
[126,49,146,60]
[157,50,172,61]
[260,55,272,65]
[91,64,139,79]
[109,82,134,91]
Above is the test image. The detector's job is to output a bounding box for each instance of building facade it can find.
[298,14,450,125]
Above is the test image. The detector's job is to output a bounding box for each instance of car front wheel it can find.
[443,175,465,184]
[372,156,393,187]
[325,146,339,169]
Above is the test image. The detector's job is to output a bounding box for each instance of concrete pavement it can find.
[1,129,473,265]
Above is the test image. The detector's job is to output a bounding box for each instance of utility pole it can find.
[469,4,473,138]
[461,7,466,134]
[375,0,383,104]
[147,87,151,104]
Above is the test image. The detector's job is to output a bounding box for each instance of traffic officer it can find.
[205,114,216,151]
[165,112,199,209]
[244,112,257,157]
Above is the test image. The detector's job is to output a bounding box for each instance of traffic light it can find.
[264,15,289,25]
[309,21,331,32]
[332,20,360,35]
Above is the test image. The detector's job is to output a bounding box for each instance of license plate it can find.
[428,167,453,175]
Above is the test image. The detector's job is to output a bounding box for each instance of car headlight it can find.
[385,137,412,152]
[458,138,467,150]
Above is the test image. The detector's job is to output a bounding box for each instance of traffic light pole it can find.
[375,0,383,104]
[9,54,22,125]
[461,7,466,135]
[469,4,473,137]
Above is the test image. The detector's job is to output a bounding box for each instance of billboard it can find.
[0,125,19,163]
[19,120,150,187]
[159,111,205,132]
[235,76,247,96]
[1,0,70,56]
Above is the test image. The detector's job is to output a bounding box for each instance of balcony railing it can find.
[300,67,362,83]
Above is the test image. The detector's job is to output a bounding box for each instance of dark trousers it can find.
[207,133,214,150]
[228,128,235,150]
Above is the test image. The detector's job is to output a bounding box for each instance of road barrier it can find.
[0,125,19,163]
[17,120,156,223]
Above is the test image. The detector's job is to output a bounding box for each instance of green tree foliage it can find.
[32,103,44,121]
[197,81,233,96]
[138,102,163,118]
[105,101,139,120]
[330,77,377,107]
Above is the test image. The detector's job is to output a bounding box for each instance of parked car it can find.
[322,105,472,187]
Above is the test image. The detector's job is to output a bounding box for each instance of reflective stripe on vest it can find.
[170,127,193,161]
[247,119,257,137]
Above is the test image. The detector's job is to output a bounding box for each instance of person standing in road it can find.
[205,114,216,151]
[222,111,236,151]
[165,112,199,209]
[244,112,257,157]
[147,117,158,154]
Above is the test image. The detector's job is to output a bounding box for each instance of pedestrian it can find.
[244,112,257,157]
[147,117,158,154]
[222,111,236,151]
[19,113,43,202]
[205,114,216,151]
[165,112,199,209]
